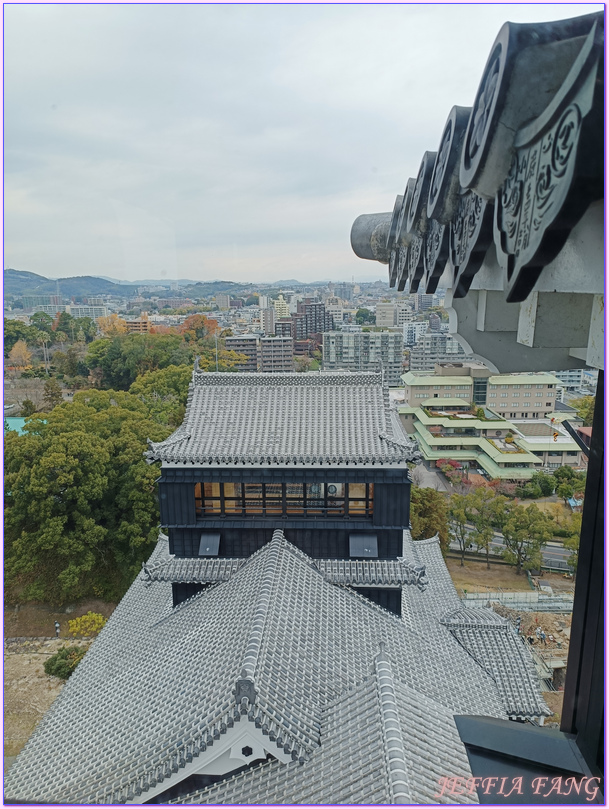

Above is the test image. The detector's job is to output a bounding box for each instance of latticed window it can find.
[194,482,374,517]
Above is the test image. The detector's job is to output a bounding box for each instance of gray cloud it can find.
[4,3,603,283]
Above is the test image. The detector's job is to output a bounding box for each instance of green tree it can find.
[447,493,470,566]
[43,378,64,410]
[553,465,575,483]
[467,487,507,570]
[562,513,582,579]
[20,399,37,416]
[571,396,595,426]
[44,646,87,679]
[4,319,37,355]
[54,311,75,338]
[501,504,552,574]
[35,330,52,374]
[355,308,375,325]
[529,470,555,497]
[73,317,98,342]
[55,344,83,377]
[556,482,575,504]
[410,487,449,553]
[29,311,54,333]
[129,364,191,426]
[4,391,172,604]
[54,330,69,349]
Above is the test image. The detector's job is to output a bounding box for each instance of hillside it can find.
[4,269,131,299]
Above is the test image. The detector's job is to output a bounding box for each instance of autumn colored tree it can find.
[8,339,32,369]
[179,314,219,341]
[97,314,127,337]
[68,612,107,638]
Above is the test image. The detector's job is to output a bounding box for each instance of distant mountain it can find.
[5,268,389,301]
[4,269,135,298]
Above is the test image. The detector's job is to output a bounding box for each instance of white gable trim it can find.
[126,722,292,804]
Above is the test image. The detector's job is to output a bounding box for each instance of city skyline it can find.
[5,4,602,283]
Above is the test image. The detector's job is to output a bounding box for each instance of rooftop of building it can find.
[147,366,420,468]
[5,529,548,805]
[487,373,561,386]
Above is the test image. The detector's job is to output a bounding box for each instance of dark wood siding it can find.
[159,483,196,526]
[373,483,410,527]
[169,527,402,559]
[352,588,402,616]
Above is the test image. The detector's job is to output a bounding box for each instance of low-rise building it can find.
[124,312,151,333]
[404,364,560,419]
[399,401,582,480]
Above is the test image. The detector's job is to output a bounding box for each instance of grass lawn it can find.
[534,500,571,519]
[446,557,533,594]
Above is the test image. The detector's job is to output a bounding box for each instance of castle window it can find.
[194,482,374,518]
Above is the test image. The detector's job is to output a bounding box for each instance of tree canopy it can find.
[410,486,449,552]
[501,504,553,574]
[4,390,173,604]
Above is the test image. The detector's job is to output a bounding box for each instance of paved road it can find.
[411,463,451,492]
[450,527,572,571]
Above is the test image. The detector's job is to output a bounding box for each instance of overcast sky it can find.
[4,3,603,284]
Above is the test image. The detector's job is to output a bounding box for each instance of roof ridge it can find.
[440,605,510,631]
[241,530,284,680]
[191,370,384,387]
[375,644,412,804]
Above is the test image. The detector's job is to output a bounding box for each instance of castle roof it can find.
[146,368,421,467]
[5,530,548,805]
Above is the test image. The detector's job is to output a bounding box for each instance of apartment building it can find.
[67,305,110,320]
[408,333,469,370]
[261,307,275,336]
[271,294,290,319]
[375,302,414,328]
[215,294,231,311]
[225,335,260,372]
[259,336,293,372]
[403,322,428,347]
[22,295,62,308]
[323,331,404,386]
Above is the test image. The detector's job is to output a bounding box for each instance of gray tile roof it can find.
[5,529,546,805]
[143,555,429,590]
[175,646,477,805]
[146,369,422,466]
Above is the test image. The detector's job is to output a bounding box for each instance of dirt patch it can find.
[490,604,571,650]
[542,691,565,724]
[4,638,92,764]
[4,599,116,639]
[446,558,533,594]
